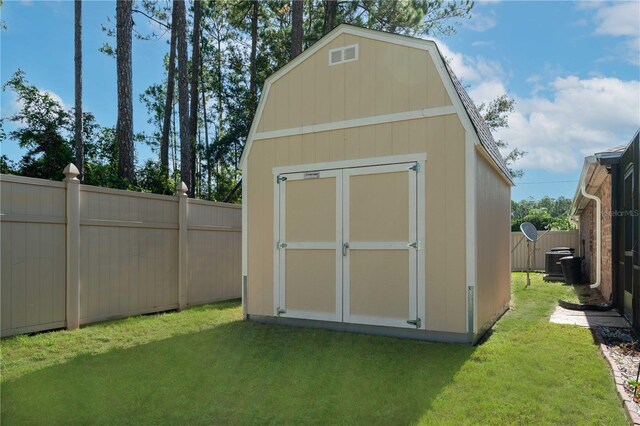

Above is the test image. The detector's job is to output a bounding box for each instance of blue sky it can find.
[1,0,168,155]
[1,0,639,201]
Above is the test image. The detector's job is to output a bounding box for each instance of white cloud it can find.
[525,75,546,96]
[623,37,640,65]
[593,1,640,37]
[575,1,606,11]
[468,81,508,107]
[438,40,640,174]
[436,40,504,83]
[437,40,506,105]
[437,43,478,80]
[6,89,70,127]
[496,76,640,172]
[587,1,640,65]
[43,90,70,110]
[464,11,497,32]
[471,40,494,47]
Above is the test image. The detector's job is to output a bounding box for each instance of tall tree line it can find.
[135,0,476,201]
[511,196,575,231]
[7,0,482,201]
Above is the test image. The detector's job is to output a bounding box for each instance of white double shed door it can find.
[274,155,426,330]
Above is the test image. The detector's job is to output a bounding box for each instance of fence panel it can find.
[0,176,67,336]
[79,186,181,324]
[187,200,242,306]
[511,230,579,271]
[1,170,242,337]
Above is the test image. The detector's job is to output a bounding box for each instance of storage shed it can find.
[240,25,513,343]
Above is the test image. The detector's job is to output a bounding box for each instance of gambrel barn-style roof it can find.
[240,24,513,185]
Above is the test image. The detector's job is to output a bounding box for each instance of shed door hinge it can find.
[277,175,287,184]
[276,307,286,316]
[408,163,420,172]
[408,241,421,250]
[277,242,287,249]
[407,318,421,328]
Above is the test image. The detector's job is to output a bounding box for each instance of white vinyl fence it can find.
[1,166,241,337]
[511,230,579,271]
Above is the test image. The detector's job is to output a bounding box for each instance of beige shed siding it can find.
[286,250,337,313]
[475,153,511,333]
[286,178,337,242]
[349,171,409,241]
[350,250,409,318]
[257,35,451,133]
[247,114,468,333]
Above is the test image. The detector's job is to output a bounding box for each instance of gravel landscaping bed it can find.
[595,326,640,423]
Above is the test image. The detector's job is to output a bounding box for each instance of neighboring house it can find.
[239,25,513,344]
[571,131,639,329]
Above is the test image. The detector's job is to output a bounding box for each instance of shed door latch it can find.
[408,163,420,172]
[406,318,421,328]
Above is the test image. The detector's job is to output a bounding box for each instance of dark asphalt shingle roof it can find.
[441,55,514,183]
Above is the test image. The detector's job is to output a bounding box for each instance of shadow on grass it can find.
[1,320,474,425]
[1,301,246,382]
[568,284,608,305]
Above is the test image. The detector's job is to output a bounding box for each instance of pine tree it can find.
[291,0,303,59]
[188,0,202,197]
[116,0,135,184]
[74,0,83,179]
[323,0,337,34]
[161,1,178,178]
[175,0,191,191]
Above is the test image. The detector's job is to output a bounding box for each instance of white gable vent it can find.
[329,44,359,66]
[343,45,357,61]
[330,49,343,64]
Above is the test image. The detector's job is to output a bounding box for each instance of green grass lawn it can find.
[1,273,627,425]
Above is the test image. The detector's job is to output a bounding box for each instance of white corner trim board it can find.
[465,131,477,334]
[253,105,456,141]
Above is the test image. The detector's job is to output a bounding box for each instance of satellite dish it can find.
[519,222,539,287]
[520,222,538,242]
[517,222,553,287]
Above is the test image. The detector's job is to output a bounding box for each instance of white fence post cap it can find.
[63,163,80,181]
[177,182,188,196]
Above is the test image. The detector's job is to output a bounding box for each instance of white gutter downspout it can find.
[580,156,601,289]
